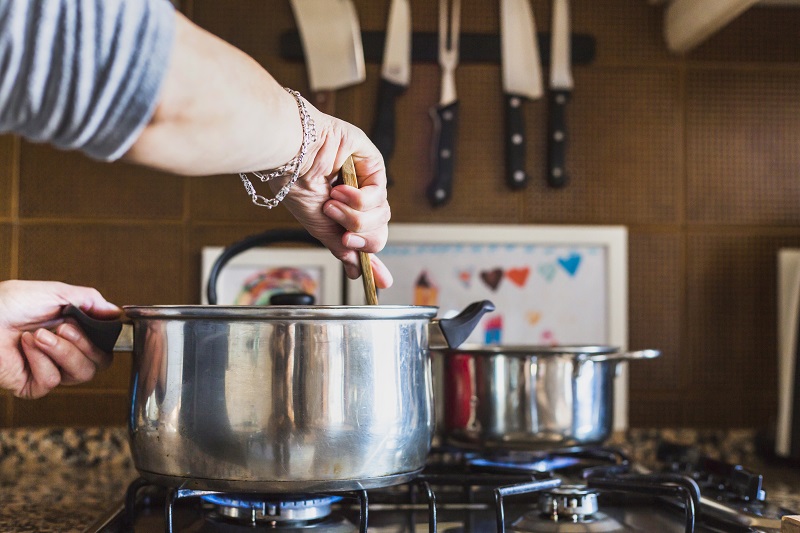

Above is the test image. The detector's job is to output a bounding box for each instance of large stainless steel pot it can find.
[71,302,492,493]
[68,229,493,493]
[437,345,660,450]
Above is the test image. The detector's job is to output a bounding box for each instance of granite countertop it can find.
[0,428,137,533]
[1,427,800,532]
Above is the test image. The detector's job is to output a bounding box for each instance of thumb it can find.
[60,285,121,319]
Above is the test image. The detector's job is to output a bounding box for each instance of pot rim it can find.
[441,344,621,356]
[122,305,439,320]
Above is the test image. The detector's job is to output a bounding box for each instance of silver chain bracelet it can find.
[239,88,317,208]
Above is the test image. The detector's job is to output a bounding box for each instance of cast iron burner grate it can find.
[121,445,705,533]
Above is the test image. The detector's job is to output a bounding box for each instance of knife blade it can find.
[427,0,460,208]
[371,0,411,185]
[290,0,366,114]
[547,0,573,188]
[501,0,543,190]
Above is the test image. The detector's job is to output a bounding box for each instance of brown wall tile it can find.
[0,393,9,428]
[0,135,13,219]
[18,223,184,305]
[690,6,800,63]
[572,0,675,66]
[0,223,10,280]
[189,174,301,223]
[628,230,684,393]
[629,395,686,428]
[684,231,800,426]
[12,392,128,427]
[687,70,800,225]
[522,67,683,225]
[19,143,184,220]
[68,355,132,392]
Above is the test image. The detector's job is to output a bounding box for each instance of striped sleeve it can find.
[0,0,176,160]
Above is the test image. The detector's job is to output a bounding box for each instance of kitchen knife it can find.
[427,0,461,208]
[289,0,366,114]
[501,0,543,190]
[547,0,573,188]
[371,0,411,186]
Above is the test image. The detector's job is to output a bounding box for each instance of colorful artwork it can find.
[413,271,439,306]
[368,240,609,346]
[234,267,318,305]
[201,247,343,305]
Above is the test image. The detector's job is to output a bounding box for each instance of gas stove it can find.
[87,443,795,533]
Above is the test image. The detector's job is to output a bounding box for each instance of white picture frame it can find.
[201,247,343,305]
[347,223,631,429]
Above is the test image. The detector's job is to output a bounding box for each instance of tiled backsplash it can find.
[2,0,800,428]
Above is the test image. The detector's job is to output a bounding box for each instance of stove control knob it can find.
[539,485,599,522]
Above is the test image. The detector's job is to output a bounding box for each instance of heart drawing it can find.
[480,268,504,291]
[538,263,556,282]
[557,253,582,277]
[506,267,530,288]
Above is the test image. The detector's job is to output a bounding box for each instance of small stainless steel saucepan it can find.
[436,345,660,450]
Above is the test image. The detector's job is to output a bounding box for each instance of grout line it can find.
[7,136,20,425]
[679,56,691,400]
[16,218,185,226]
[9,136,19,279]
[181,0,195,304]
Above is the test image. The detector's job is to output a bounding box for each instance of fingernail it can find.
[35,328,57,347]
[344,264,360,280]
[324,203,345,221]
[330,188,346,201]
[346,234,366,249]
[58,324,80,343]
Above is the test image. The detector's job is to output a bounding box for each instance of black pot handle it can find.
[437,300,496,349]
[206,228,324,305]
[62,305,123,353]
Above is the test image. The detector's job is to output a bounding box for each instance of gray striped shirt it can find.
[0,0,175,160]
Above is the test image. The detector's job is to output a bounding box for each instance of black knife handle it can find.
[427,101,459,208]
[371,79,406,187]
[505,94,529,190]
[547,89,570,188]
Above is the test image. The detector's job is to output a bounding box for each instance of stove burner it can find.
[539,485,599,522]
[469,455,583,474]
[201,494,341,525]
[511,512,622,533]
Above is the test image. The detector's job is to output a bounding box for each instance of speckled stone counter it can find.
[0,428,136,533]
[1,427,800,532]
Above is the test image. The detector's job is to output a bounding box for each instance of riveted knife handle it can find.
[371,79,406,187]
[427,101,459,208]
[505,94,529,190]
[547,89,570,188]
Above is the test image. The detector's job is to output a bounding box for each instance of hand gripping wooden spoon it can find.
[339,156,379,305]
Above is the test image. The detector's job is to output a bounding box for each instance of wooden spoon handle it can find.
[339,156,379,305]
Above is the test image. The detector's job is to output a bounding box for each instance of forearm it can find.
[123,12,303,176]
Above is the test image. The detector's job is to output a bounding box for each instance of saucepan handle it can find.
[588,349,661,362]
[62,305,132,353]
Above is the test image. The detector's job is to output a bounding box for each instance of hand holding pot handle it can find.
[63,305,129,353]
